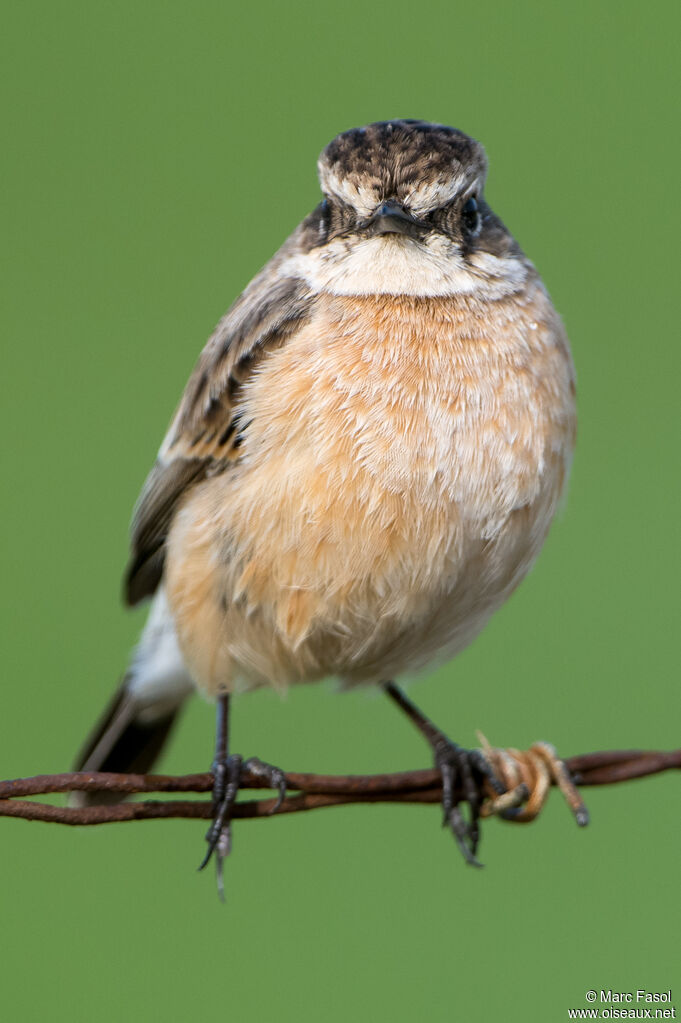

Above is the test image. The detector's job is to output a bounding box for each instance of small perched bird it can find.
[75,120,576,884]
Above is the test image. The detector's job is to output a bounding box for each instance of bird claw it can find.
[434,738,505,867]
[199,753,287,895]
[242,757,287,814]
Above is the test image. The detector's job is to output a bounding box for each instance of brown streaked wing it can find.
[125,457,208,606]
[124,253,316,607]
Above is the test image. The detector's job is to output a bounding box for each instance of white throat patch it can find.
[282,236,528,299]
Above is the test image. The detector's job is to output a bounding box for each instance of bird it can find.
[74,119,576,887]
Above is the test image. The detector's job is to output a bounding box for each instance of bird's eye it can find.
[461,195,481,237]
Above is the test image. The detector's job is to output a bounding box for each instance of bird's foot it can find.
[434,736,506,868]
[199,754,286,898]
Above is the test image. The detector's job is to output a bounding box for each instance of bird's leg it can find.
[199,693,239,895]
[383,682,504,867]
[199,693,286,899]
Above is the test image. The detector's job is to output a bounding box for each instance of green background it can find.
[1,1,678,1020]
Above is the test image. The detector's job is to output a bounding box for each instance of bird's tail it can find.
[72,590,194,805]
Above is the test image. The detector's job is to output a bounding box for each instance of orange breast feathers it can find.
[164,286,576,695]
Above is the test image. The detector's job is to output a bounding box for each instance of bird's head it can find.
[295,120,528,298]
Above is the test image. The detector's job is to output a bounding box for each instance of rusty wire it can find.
[0,745,678,828]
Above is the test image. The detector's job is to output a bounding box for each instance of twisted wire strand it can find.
[0,743,677,827]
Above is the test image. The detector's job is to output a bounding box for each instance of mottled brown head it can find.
[318,120,487,219]
[298,120,525,297]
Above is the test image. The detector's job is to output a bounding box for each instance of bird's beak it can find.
[365,201,425,240]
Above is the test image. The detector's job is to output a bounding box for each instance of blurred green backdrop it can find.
[1,1,678,1020]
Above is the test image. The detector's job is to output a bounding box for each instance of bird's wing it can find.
[124,236,316,606]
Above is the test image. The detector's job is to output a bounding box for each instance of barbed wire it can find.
[1,745,678,828]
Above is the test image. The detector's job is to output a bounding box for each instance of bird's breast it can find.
[166,284,576,691]
[240,286,575,530]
